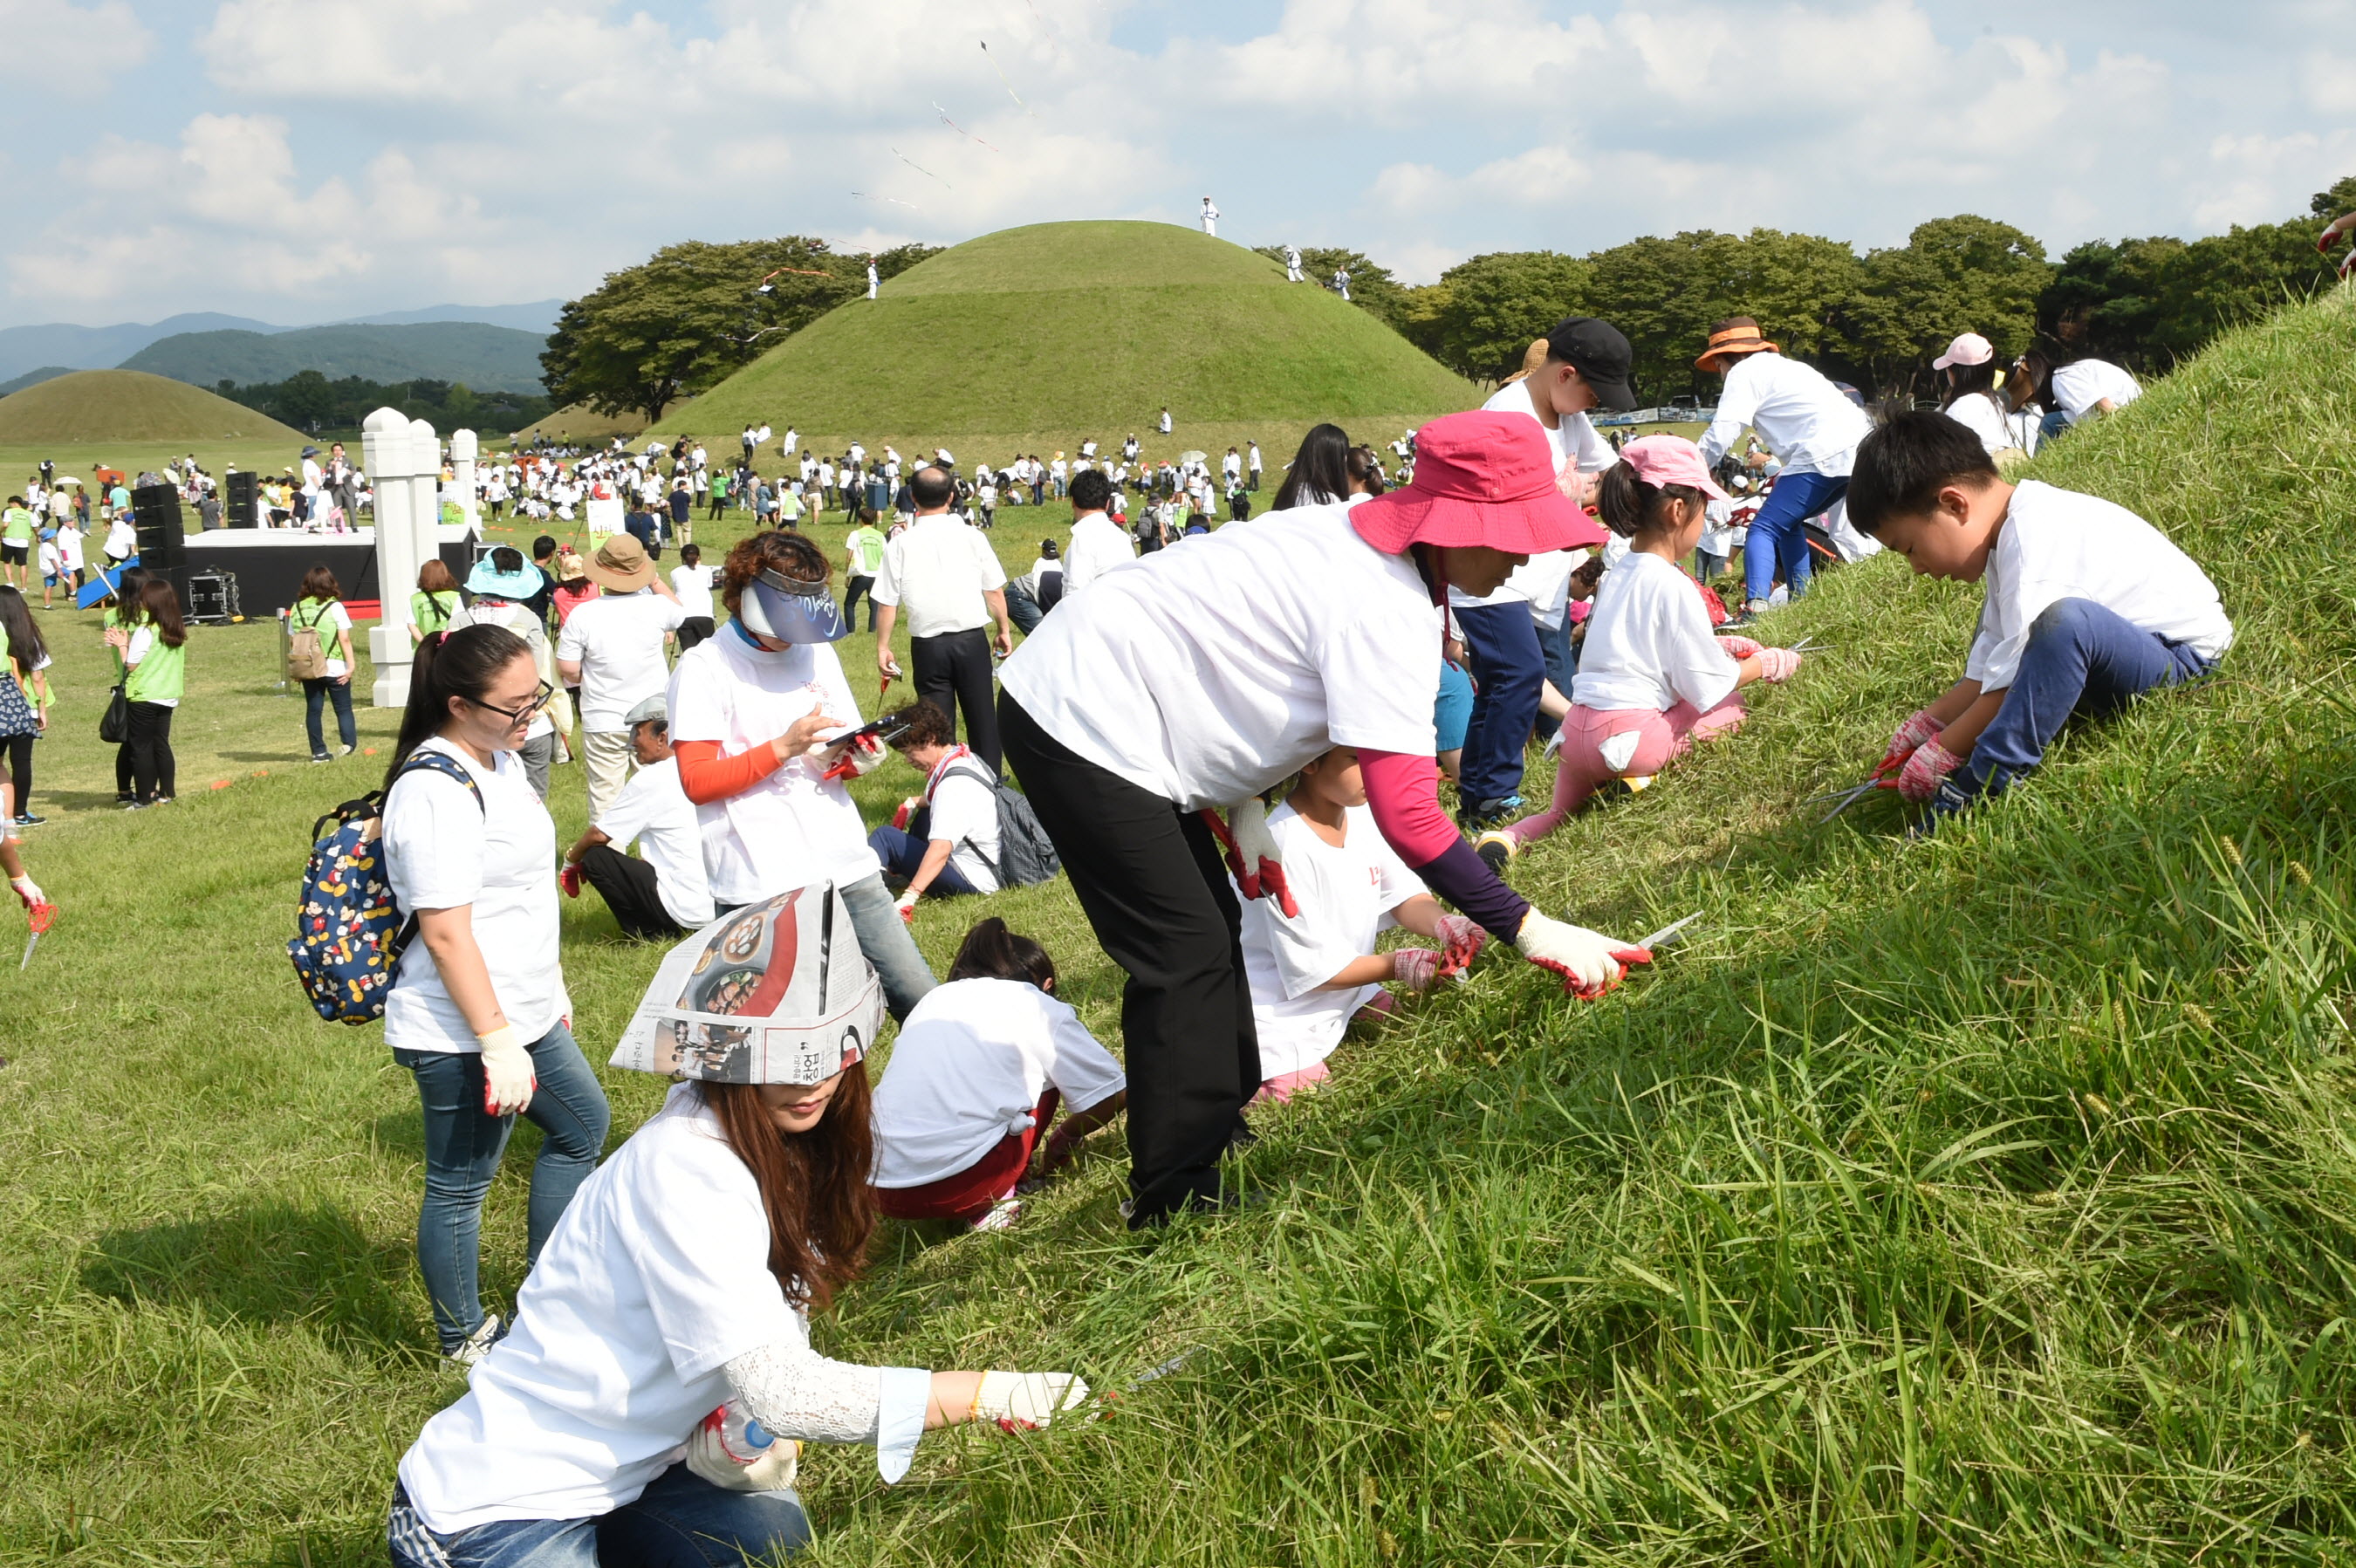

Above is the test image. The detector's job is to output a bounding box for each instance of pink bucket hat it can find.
[1620,435,1729,502]
[1932,332,1994,370]
[1350,411,1607,555]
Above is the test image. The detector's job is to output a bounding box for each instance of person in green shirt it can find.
[706,469,729,521]
[293,564,361,760]
[105,576,186,806]
[411,558,461,645]
[1,497,34,592]
[842,509,887,632]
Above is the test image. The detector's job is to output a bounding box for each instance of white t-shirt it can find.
[593,757,716,928]
[871,515,1005,639]
[2051,360,2141,424]
[1698,352,1873,477]
[871,979,1126,1188]
[122,627,180,708]
[923,751,1002,895]
[1455,379,1610,611]
[1942,391,2013,457]
[1062,511,1134,593]
[665,627,878,906]
[1573,551,1743,715]
[380,737,565,1052]
[557,589,686,732]
[999,503,1443,811]
[294,598,354,678]
[1238,802,1425,1080]
[1964,480,2232,691]
[398,1083,924,1532]
[669,564,717,620]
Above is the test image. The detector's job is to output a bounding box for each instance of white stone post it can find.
[363,407,419,707]
[449,428,480,531]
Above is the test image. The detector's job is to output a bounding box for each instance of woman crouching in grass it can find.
[389,894,1089,1566]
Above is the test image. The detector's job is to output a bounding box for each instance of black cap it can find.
[1544,317,1639,412]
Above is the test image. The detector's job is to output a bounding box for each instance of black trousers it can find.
[999,693,1256,1224]
[125,701,175,801]
[5,734,32,816]
[912,627,1000,772]
[841,576,876,633]
[579,844,688,941]
[675,616,716,653]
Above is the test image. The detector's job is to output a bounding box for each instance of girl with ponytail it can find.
[380,623,612,1364]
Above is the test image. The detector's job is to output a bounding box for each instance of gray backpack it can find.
[920,761,1061,888]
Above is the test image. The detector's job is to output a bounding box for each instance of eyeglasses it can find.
[469,680,555,722]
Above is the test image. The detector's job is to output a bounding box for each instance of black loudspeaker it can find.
[226,470,258,529]
[132,483,188,608]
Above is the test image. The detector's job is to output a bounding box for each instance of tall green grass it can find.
[2,289,2354,1565]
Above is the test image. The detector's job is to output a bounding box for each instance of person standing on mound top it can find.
[996,411,1654,1229]
[1695,317,1874,620]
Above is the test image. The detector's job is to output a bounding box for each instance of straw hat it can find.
[584,534,655,591]
[1695,318,1781,371]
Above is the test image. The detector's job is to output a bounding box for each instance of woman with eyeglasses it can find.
[380,623,613,1365]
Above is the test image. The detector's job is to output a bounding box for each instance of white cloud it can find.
[3,0,153,86]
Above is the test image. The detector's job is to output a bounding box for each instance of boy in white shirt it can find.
[559,697,713,939]
[1848,413,2231,821]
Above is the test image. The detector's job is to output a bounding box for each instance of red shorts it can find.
[875,1090,1060,1224]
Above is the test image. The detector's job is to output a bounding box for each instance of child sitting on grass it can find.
[1482,436,1802,865]
[1846,411,2232,818]
[870,919,1127,1232]
[1240,746,1484,1106]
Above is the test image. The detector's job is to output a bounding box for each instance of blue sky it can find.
[5,0,2353,327]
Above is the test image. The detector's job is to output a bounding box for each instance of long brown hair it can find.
[136,578,188,647]
[702,1072,878,1313]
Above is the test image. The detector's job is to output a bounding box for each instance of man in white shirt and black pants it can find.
[559,695,715,940]
[1061,470,1134,594]
[873,465,1017,771]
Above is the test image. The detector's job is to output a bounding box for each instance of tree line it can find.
[216,371,557,438]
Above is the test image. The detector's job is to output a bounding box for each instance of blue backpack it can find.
[288,750,482,1025]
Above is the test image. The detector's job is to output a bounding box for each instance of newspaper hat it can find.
[610,884,882,1086]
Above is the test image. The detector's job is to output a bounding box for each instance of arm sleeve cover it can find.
[674,737,781,805]
[723,1341,933,1482]
[1359,749,1530,941]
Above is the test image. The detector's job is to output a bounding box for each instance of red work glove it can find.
[1389,947,1443,992]
[1896,736,1964,802]
[559,863,583,898]
[1754,647,1801,683]
[820,734,887,783]
[891,795,920,831]
[1877,709,1945,776]
[1718,634,1763,660]
[1200,798,1298,918]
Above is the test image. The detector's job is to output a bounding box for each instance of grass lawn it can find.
[8,291,2356,1565]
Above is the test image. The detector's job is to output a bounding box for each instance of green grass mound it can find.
[0,368,306,445]
[666,220,1477,443]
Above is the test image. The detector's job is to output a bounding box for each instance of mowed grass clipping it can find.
[1,291,2353,1564]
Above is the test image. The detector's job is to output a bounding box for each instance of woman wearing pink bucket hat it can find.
[997,410,1654,1229]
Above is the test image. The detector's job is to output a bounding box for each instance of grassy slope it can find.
[1,294,2353,1563]
[663,221,1478,447]
[0,371,307,448]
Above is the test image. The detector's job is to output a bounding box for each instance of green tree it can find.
[2038,236,2188,372]
[1583,229,1862,402]
[2148,220,2339,357]
[1843,215,2051,397]
[1428,251,1591,381]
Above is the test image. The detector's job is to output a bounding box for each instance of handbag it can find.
[0,672,35,738]
[99,682,128,744]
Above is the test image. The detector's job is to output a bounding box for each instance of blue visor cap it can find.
[738,568,849,643]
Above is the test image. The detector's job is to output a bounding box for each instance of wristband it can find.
[476,1024,520,1051]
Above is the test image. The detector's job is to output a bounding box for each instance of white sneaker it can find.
[971,1197,1024,1232]
[446,1313,503,1367]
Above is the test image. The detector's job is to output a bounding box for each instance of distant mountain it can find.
[0,313,282,382]
[326,300,565,334]
[0,366,74,397]
[120,322,549,394]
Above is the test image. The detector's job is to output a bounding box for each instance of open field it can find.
[8,289,2356,1564]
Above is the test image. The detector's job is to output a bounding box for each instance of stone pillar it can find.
[449,428,480,531]
[363,407,418,708]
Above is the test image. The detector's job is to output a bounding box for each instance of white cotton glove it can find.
[475,1024,537,1116]
[1517,910,1652,999]
[973,1371,1091,1430]
[1201,797,1298,916]
[894,887,920,924]
[1754,647,1802,683]
[10,873,44,910]
[688,1400,802,1493]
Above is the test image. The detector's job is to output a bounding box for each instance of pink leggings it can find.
[1505,694,1747,846]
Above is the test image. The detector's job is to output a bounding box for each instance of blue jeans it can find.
[867,825,981,896]
[1532,613,1575,743]
[719,873,935,1021]
[1743,470,1846,605]
[394,1024,611,1354]
[1455,601,1544,807]
[304,676,356,756]
[2039,408,2072,444]
[388,1467,812,1567]
[1945,597,2214,808]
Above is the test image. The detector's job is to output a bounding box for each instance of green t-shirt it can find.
[412,589,458,633]
[124,628,186,703]
[2,507,31,544]
[848,526,887,575]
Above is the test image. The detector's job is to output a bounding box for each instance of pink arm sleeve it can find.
[1359,749,1459,863]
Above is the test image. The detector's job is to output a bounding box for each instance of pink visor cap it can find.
[1932,332,1995,370]
[1350,411,1607,555]
[1620,435,1729,501]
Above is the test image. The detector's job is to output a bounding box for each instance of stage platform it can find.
[181,527,482,617]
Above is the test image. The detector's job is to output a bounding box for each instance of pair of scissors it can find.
[1806,773,1899,824]
[1633,910,1702,952]
[20,901,55,969]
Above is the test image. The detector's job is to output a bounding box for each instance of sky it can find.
[5,0,2356,328]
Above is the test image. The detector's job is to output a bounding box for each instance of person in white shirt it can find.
[298,444,324,528]
[866,257,880,299]
[378,624,610,1364]
[997,411,1653,1227]
[1931,332,2020,460]
[1247,440,1263,489]
[1157,406,1173,435]
[1283,245,1303,282]
[1239,747,1483,1104]
[1199,196,1218,236]
[1490,438,1803,856]
[2018,350,2141,442]
[871,467,1015,770]
[872,918,1127,1230]
[1847,412,2230,824]
[1695,317,1876,615]
[1060,471,1133,593]
[560,695,713,940]
[388,893,1086,1565]
[1331,267,1350,300]
[867,700,1003,918]
[1048,454,1068,497]
[670,541,719,650]
[558,533,687,824]
[665,530,935,1019]
[1026,538,1064,613]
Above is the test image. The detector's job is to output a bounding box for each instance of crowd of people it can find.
[2,306,2185,1567]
